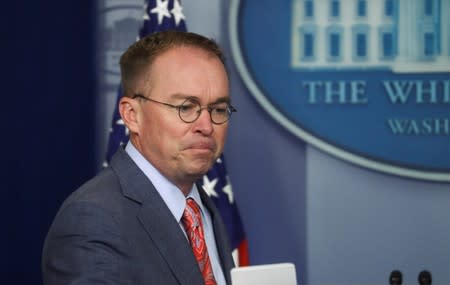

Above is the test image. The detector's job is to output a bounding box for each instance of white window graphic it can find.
[356,0,367,17]
[353,25,369,60]
[330,0,341,18]
[327,26,343,60]
[378,26,396,59]
[291,0,450,72]
[299,25,317,60]
[304,0,315,19]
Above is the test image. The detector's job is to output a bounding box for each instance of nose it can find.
[193,108,213,135]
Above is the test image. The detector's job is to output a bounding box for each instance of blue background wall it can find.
[3,1,96,284]
[3,1,450,285]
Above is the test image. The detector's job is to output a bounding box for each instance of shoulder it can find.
[42,169,127,284]
[43,166,132,266]
[48,167,124,233]
[61,167,121,211]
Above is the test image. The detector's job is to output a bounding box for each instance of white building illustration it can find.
[290,0,450,72]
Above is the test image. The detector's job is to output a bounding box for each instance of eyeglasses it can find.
[132,94,237,124]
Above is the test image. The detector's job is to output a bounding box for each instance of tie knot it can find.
[186,198,200,214]
[182,198,202,230]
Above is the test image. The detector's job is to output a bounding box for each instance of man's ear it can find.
[119,96,140,134]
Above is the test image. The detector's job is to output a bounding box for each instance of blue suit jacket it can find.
[42,148,235,285]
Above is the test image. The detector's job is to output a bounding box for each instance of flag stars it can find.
[171,0,185,26]
[142,2,150,21]
[202,176,219,198]
[222,180,234,204]
[151,0,171,25]
[116,118,129,136]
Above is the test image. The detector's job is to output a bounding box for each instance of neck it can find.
[177,182,194,197]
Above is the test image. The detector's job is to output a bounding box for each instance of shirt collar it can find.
[125,142,205,222]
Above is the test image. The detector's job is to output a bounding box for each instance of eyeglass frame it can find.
[132,94,237,125]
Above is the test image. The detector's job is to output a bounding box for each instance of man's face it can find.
[131,46,230,190]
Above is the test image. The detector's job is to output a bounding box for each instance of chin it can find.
[187,160,214,176]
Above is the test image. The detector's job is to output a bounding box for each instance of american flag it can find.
[104,0,249,266]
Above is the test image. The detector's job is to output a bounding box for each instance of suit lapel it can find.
[137,201,204,285]
[110,148,204,285]
[198,185,236,284]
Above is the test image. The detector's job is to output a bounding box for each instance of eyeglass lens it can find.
[179,99,233,124]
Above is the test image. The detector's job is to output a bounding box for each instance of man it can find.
[42,30,236,285]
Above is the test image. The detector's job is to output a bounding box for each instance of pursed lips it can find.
[185,140,216,152]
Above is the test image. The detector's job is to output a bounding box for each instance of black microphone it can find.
[389,270,402,285]
[418,270,432,285]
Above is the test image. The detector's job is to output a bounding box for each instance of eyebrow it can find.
[169,93,231,104]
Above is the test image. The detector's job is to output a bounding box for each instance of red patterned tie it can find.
[182,198,217,285]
